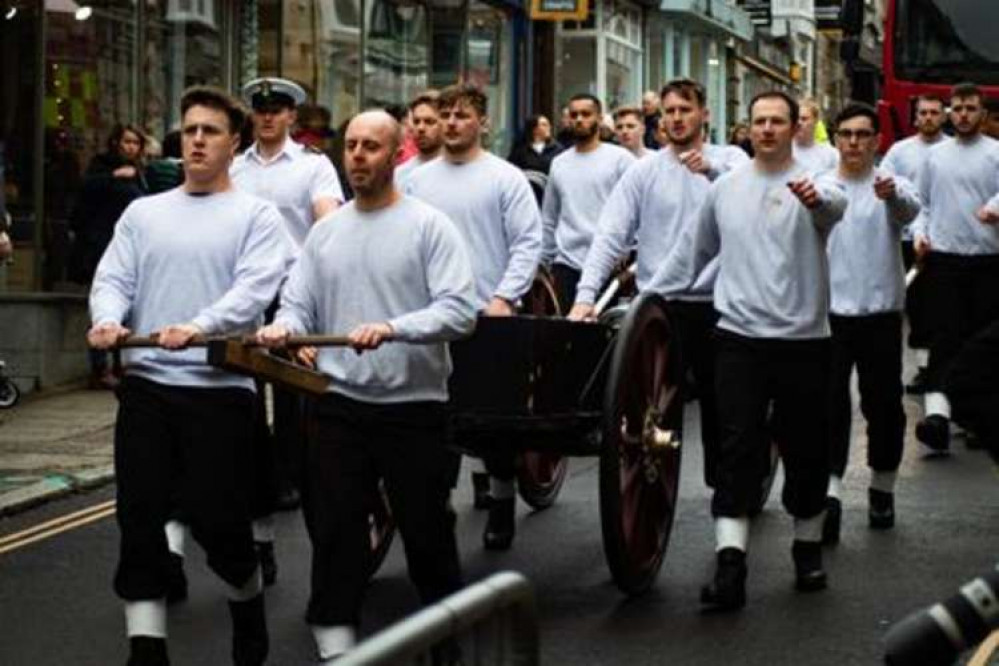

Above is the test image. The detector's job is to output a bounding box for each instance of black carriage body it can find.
[447,315,614,456]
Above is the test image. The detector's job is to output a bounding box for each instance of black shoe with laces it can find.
[821,497,841,546]
[868,488,895,529]
[700,547,747,612]
[255,541,277,587]
[228,594,269,666]
[127,636,169,666]
[166,553,188,605]
[792,540,827,592]
[483,497,515,550]
[916,415,950,452]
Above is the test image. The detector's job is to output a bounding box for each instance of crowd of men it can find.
[84,75,999,664]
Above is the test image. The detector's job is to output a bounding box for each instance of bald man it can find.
[257,110,477,663]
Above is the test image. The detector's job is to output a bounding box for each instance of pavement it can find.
[0,385,117,515]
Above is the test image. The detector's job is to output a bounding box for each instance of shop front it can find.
[0,0,526,294]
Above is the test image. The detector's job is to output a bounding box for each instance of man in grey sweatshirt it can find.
[659,91,847,611]
[257,110,477,663]
[822,103,921,545]
[404,83,543,551]
[88,86,290,666]
[913,82,999,452]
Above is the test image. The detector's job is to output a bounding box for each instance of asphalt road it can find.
[1,398,997,665]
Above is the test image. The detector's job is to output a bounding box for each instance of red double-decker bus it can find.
[844,0,999,151]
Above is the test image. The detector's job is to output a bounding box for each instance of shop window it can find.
[0,1,40,291]
[467,0,512,156]
[363,0,429,111]
[556,37,598,104]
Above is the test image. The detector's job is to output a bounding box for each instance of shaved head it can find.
[347,110,404,152]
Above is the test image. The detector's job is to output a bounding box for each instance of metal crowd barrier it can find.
[337,571,540,666]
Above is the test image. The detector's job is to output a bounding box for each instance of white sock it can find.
[164,520,187,558]
[916,349,929,366]
[925,392,951,419]
[125,599,167,638]
[826,475,844,500]
[224,568,263,602]
[794,514,825,543]
[489,477,516,500]
[870,470,897,494]
[714,516,749,552]
[312,625,356,660]
[252,516,275,543]
[471,458,487,474]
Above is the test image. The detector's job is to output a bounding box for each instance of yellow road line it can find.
[0,500,117,554]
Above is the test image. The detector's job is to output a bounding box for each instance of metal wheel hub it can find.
[619,409,679,485]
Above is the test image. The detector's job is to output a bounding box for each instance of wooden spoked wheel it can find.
[516,267,570,510]
[599,293,683,595]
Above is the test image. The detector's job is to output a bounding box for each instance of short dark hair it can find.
[613,106,643,122]
[568,93,603,114]
[915,93,946,108]
[951,82,982,103]
[180,85,246,134]
[834,101,880,133]
[660,78,707,108]
[409,90,440,113]
[438,83,489,117]
[748,91,800,126]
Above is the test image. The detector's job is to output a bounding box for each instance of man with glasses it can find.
[881,94,949,395]
[821,103,920,545]
[913,83,999,452]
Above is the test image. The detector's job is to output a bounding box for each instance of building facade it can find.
[0,0,528,293]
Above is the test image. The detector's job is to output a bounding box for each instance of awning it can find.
[735,53,793,86]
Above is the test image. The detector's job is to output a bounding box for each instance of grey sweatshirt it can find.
[89,188,291,389]
[793,141,838,174]
[404,152,542,308]
[541,143,635,269]
[575,144,749,304]
[274,195,477,404]
[881,134,949,241]
[916,134,999,255]
[827,168,920,315]
[661,160,847,339]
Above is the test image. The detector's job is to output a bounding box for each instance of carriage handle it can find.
[115,334,353,349]
[593,263,637,317]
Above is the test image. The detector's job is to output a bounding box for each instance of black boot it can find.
[700,548,747,612]
[483,497,515,550]
[821,497,841,546]
[471,472,490,510]
[792,540,827,592]
[255,541,277,587]
[868,488,895,529]
[166,553,188,605]
[127,636,169,666]
[228,594,269,666]
[916,415,950,452]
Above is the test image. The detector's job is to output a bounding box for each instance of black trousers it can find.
[945,319,999,452]
[114,377,258,600]
[668,300,721,488]
[828,313,906,478]
[303,393,462,626]
[925,252,999,392]
[712,330,830,519]
[902,240,932,350]
[551,263,581,314]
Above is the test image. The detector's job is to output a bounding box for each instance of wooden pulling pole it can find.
[116,334,353,349]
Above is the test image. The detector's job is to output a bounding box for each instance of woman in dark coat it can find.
[507,114,561,175]
[69,123,148,388]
